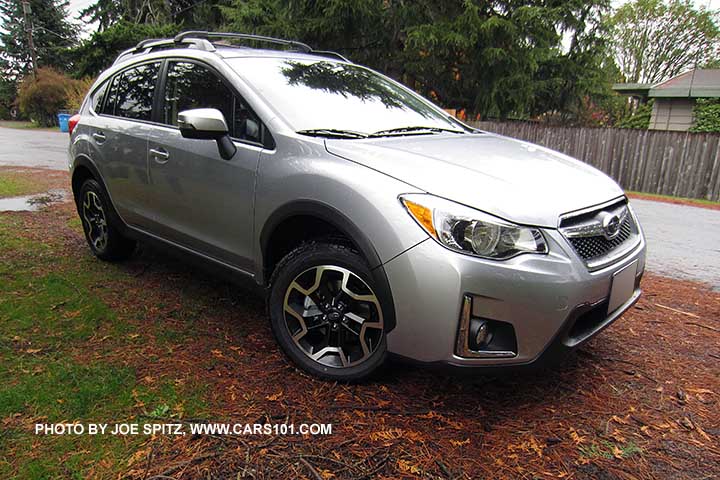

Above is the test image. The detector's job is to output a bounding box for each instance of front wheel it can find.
[268,242,387,381]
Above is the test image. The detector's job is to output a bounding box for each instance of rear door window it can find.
[103,62,161,121]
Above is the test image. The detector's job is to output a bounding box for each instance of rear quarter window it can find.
[90,82,107,113]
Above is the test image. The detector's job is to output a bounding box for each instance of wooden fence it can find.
[468,121,720,202]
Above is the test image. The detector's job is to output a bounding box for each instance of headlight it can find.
[400,194,547,259]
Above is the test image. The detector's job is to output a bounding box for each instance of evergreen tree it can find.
[78,0,223,31]
[0,0,78,77]
[220,0,611,121]
[78,0,124,31]
[70,21,180,77]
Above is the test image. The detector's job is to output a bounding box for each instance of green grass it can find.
[578,440,641,460]
[0,173,40,198]
[0,214,208,478]
[627,190,720,207]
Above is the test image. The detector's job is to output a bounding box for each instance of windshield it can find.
[228,57,465,136]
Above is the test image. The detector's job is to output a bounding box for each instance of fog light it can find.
[469,318,492,350]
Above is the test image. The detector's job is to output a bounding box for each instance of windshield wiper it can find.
[297,129,368,139]
[369,126,466,137]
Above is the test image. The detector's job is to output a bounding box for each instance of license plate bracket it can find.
[608,260,638,314]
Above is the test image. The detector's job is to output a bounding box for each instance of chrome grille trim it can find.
[559,198,641,271]
[561,206,629,239]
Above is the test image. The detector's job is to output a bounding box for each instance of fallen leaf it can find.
[370,428,404,441]
[450,438,470,447]
[611,415,630,425]
[397,459,421,474]
[126,447,150,467]
[569,428,586,444]
[686,388,714,395]
[612,445,624,459]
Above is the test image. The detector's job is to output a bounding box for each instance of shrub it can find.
[0,78,16,120]
[16,68,91,127]
[66,77,95,112]
[617,101,653,129]
[689,98,720,133]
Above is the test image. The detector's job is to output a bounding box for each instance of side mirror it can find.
[177,108,237,160]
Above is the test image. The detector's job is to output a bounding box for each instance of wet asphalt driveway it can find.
[1,126,719,288]
[0,125,69,170]
[630,199,720,289]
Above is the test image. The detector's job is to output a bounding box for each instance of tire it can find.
[78,178,136,261]
[268,242,387,381]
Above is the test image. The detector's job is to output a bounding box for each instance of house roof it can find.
[611,83,651,96]
[613,69,720,98]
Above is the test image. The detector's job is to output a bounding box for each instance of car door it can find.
[144,60,266,272]
[91,61,161,226]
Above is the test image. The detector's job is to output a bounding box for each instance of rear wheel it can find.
[269,242,387,381]
[78,178,135,261]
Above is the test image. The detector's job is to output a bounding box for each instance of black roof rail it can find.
[174,31,351,62]
[174,31,312,53]
[113,37,215,65]
[310,50,351,63]
[114,31,351,66]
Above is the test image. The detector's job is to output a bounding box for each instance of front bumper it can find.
[382,227,646,367]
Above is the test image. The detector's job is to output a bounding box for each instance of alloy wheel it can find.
[81,190,108,252]
[283,265,384,368]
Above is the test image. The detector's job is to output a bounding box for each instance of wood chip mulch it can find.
[3,185,719,480]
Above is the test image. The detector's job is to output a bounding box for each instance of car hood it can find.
[325,133,624,228]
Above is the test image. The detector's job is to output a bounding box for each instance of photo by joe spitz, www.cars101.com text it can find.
[67,31,646,381]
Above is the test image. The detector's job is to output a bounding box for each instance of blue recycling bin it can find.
[57,113,71,132]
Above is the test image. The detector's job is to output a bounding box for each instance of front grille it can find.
[559,199,640,269]
[568,214,632,260]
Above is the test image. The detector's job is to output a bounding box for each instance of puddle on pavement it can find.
[0,189,69,212]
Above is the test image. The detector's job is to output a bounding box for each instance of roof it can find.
[213,45,338,62]
[611,83,651,96]
[613,69,720,98]
[650,69,720,98]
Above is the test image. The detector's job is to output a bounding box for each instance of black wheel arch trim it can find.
[71,155,132,237]
[71,155,102,199]
[259,199,397,332]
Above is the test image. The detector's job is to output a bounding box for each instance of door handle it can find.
[149,148,169,163]
[92,131,106,144]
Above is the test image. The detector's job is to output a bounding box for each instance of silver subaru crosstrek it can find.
[68,31,646,381]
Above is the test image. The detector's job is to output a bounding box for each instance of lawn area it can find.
[0,213,208,478]
[0,174,718,479]
[0,167,68,198]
